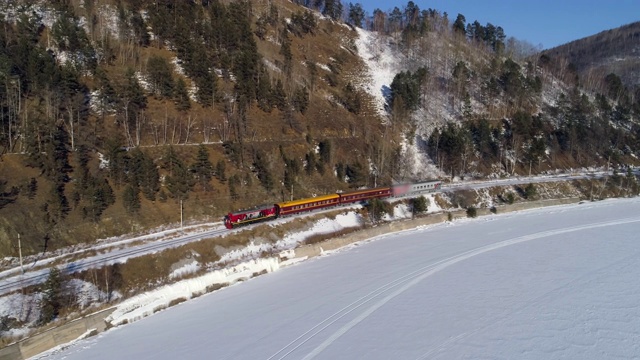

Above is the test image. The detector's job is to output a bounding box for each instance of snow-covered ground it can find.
[40,197,640,359]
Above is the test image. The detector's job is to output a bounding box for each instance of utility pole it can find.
[290,183,293,201]
[180,200,183,229]
[18,233,24,275]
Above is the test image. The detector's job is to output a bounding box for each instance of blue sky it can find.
[359,0,640,49]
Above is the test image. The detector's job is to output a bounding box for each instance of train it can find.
[223,180,442,229]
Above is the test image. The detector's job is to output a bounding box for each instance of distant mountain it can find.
[541,22,640,87]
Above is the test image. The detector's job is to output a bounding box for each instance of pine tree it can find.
[292,86,309,114]
[105,135,129,188]
[366,198,390,223]
[271,79,287,110]
[0,179,18,209]
[348,3,365,27]
[147,55,174,98]
[253,150,274,191]
[280,27,292,77]
[140,155,160,201]
[215,160,227,182]
[305,152,316,175]
[191,144,214,189]
[174,77,191,111]
[27,178,38,199]
[122,184,141,214]
[163,147,193,200]
[39,267,64,324]
[412,196,428,214]
[228,174,240,201]
[82,176,114,221]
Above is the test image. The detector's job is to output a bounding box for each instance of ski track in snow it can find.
[291,216,640,360]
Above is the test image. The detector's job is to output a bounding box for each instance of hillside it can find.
[541,21,640,88]
[0,0,639,257]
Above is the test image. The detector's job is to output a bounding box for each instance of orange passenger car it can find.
[276,194,340,216]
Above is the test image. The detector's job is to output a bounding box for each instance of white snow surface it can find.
[217,212,362,265]
[41,197,640,359]
[354,27,402,121]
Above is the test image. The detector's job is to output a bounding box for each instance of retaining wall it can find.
[0,307,115,360]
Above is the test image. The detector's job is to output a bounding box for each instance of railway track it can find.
[0,228,227,296]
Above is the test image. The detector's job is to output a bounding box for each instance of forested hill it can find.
[542,21,640,88]
[0,0,639,256]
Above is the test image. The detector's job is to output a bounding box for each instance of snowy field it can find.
[43,198,640,359]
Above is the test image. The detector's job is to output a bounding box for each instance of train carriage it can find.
[224,204,278,229]
[338,187,392,205]
[276,194,340,216]
[392,180,442,197]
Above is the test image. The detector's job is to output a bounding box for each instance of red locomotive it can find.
[224,204,278,229]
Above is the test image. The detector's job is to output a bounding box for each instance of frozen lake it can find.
[47,198,640,360]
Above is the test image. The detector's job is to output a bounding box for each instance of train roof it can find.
[340,187,391,196]
[392,179,441,185]
[276,193,340,208]
[228,204,275,215]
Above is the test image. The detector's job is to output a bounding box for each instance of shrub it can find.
[505,192,515,204]
[524,183,537,199]
[412,196,429,214]
[366,198,393,223]
[466,206,477,218]
[168,297,187,307]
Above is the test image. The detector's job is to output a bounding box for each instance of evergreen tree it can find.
[42,124,72,185]
[342,82,362,114]
[0,179,18,209]
[82,176,115,222]
[115,68,147,147]
[348,3,365,27]
[122,184,141,214]
[305,151,317,175]
[253,150,274,191]
[390,68,426,111]
[279,27,293,77]
[128,148,159,200]
[191,144,214,189]
[51,9,97,71]
[228,174,240,201]
[174,77,191,111]
[452,14,466,35]
[335,163,345,182]
[163,147,193,200]
[105,135,129,188]
[366,198,391,223]
[318,139,333,164]
[292,86,309,114]
[256,64,272,112]
[95,67,117,116]
[215,160,227,182]
[271,79,287,110]
[27,177,38,199]
[412,196,428,214]
[524,183,537,199]
[346,161,367,188]
[147,55,174,98]
[140,155,160,201]
[39,267,64,324]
